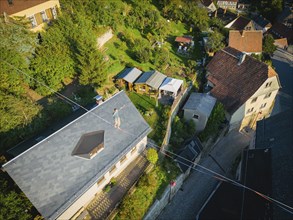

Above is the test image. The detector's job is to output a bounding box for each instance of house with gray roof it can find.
[2,91,151,220]
[134,70,166,97]
[115,67,142,91]
[183,93,217,132]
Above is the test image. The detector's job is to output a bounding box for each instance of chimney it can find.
[238,53,246,65]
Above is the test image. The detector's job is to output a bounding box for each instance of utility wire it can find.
[5,60,293,215]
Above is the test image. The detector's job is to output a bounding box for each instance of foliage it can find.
[249,0,283,21]
[115,160,178,220]
[206,31,225,53]
[0,172,33,220]
[199,103,226,141]
[263,34,277,55]
[170,116,196,148]
[146,148,159,164]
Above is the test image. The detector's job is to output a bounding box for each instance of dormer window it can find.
[72,130,105,159]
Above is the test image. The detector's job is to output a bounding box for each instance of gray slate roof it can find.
[135,70,166,89]
[116,67,142,83]
[3,91,151,220]
[183,93,216,117]
[255,109,293,220]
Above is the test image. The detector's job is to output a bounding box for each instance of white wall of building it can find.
[183,109,208,132]
[57,136,147,220]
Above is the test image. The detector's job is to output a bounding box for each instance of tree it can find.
[147,148,159,165]
[263,34,277,55]
[133,39,153,63]
[206,31,225,53]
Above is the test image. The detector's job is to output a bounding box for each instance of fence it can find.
[161,83,193,152]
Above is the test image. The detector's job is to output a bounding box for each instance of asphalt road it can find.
[157,129,253,220]
[271,48,293,115]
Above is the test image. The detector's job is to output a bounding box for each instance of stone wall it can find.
[143,174,185,220]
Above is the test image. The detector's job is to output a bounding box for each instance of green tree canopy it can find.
[147,148,159,164]
[263,34,277,55]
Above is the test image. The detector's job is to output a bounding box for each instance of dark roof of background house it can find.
[183,93,216,117]
[229,30,263,53]
[116,67,142,83]
[201,0,213,7]
[253,15,272,28]
[255,109,293,220]
[206,47,278,114]
[2,91,151,220]
[229,16,253,30]
[211,8,238,25]
[197,148,272,220]
[176,137,202,173]
[0,0,53,15]
[269,22,293,44]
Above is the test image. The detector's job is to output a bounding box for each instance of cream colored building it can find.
[0,0,60,31]
[206,47,281,131]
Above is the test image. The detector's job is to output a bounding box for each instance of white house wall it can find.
[57,136,147,220]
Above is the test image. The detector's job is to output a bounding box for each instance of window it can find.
[131,146,137,155]
[97,176,106,186]
[28,15,37,28]
[251,97,257,104]
[40,11,48,22]
[120,155,127,164]
[247,107,254,114]
[193,114,199,119]
[51,6,57,19]
[264,92,272,99]
[260,103,267,109]
[265,82,272,88]
[139,86,146,91]
[109,165,117,174]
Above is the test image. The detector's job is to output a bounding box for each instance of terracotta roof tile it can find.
[175,36,193,43]
[229,30,263,53]
[206,47,277,114]
[0,0,51,15]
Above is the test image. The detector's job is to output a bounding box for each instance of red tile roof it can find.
[175,36,193,43]
[229,30,263,53]
[0,0,51,15]
[206,47,277,114]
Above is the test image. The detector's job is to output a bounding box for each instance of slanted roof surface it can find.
[206,47,279,114]
[183,93,216,117]
[255,109,293,220]
[229,16,252,30]
[229,30,263,53]
[3,91,151,220]
[135,71,154,84]
[146,70,166,89]
[159,77,183,94]
[175,36,193,43]
[253,15,272,28]
[0,0,51,15]
[116,67,142,83]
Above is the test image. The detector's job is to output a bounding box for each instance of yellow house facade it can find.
[0,0,60,31]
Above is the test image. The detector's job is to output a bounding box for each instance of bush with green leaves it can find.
[146,148,159,165]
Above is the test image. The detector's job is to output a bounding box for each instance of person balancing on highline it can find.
[113,105,125,129]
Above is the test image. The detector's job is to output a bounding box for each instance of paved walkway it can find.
[157,129,254,220]
[85,154,149,220]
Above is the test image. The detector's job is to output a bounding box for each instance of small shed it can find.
[183,93,216,132]
[116,67,142,91]
[159,77,183,98]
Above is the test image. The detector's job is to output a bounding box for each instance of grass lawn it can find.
[127,92,170,145]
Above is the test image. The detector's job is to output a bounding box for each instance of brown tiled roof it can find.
[230,16,252,30]
[274,38,288,48]
[206,47,277,114]
[0,0,50,15]
[229,30,263,53]
[175,36,192,43]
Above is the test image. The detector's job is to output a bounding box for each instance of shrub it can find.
[146,148,158,165]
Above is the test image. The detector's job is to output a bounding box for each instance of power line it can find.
[149,144,293,215]
[4,60,293,215]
